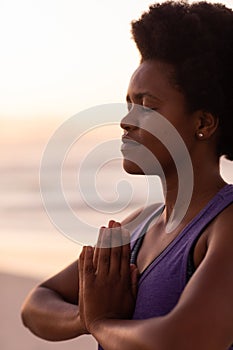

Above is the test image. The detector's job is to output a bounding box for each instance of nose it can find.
[120,106,139,132]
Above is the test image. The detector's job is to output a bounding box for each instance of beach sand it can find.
[0,272,97,350]
[0,226,98,350]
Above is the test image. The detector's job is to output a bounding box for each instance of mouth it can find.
[121,136,141,151]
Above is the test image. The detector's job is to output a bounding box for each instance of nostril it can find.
[120,117,129,130]
[120,111,139,130]
[120,120,134,132]
[120,119,128,130]
[122,130,129,136]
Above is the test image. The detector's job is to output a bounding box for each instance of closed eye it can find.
[141,105,158,113]
[127,103,158,113]
[141,105,152,112]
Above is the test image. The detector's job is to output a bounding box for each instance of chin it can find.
[122,159,166,177]
[122,160,145,175]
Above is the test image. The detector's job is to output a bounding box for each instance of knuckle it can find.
[84,265,94,274]
[102,254,110,264]
[112,249,121,259]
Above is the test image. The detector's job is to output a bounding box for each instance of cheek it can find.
[122,133,169,176]
[139,111,194,156]
[139,130,165,158]
[137,112,173,150]
[140,130,177,174]
[170,120,196,155]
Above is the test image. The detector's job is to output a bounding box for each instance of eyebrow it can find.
[126,92,162,103]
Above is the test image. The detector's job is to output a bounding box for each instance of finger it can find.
[130,264,139,299]
[121,226,131,246]
[120,228,131,277]
[109,222,122,275]
[93,227,105,270]
[108,220,116,228]
[97,228,111,276]
[83,246,95,286]
[79,246,85,287]
[78,247,85,322]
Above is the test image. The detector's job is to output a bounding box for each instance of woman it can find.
[21,1,233,349]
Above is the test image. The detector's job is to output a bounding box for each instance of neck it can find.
[160,158,226,230]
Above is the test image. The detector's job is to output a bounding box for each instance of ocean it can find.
[1,117,232,279]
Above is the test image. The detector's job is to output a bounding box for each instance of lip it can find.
[121,136,141,151]
[121,136,141,145]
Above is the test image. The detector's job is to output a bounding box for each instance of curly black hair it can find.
[131,1,233,160]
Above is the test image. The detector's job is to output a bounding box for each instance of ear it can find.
[195,111,219,140]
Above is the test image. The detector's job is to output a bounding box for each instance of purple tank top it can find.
[98,184,233,350]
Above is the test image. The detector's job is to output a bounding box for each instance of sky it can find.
[0,0,233,120]
[0,0,232,279]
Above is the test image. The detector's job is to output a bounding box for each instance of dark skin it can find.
[21,60,233,349]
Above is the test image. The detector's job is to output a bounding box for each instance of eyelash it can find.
[141,105,154,112]
[127,103,157,112]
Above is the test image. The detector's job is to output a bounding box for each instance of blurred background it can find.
[1,0,233,349]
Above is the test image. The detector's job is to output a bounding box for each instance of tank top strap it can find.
[130,204,164,264]
[133,184,233,279]
[182,183,233,280]
[181,184,233,253]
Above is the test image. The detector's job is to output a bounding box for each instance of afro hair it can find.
[131,1,233,160]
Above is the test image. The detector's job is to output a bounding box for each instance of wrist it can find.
[88,317,106,336]
[77,312,89,335]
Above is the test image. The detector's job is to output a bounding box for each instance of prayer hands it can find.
[78,221,138,333]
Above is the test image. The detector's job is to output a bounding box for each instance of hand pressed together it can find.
[78,221,138,333]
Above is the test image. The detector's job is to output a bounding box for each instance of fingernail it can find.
[113,222,121,227]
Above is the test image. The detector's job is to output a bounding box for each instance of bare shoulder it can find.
[207,202,233,251]
[161,203,233,349]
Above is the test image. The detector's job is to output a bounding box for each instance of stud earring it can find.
[197,132,204,138]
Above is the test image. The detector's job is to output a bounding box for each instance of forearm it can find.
[90,314,221,350]
[21,286,86,341]
[89,317,170,350]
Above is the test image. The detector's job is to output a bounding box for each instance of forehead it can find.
[127,60,175,99]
